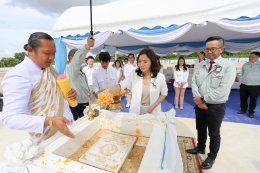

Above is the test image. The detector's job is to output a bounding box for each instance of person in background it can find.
[81,57,88,68]
[66,36,95,120]
[237,51,260,118]
[117,57,125,69]
[173,56,189,109]
[123,57,129,66]
[197,51,206,63]
[92,52,118,96]
[1,32,76,139]
[114,59,124,82]
[82,56,98,99]
[105,48,168,115]
[186,36,236,169]
[124,53,137,107]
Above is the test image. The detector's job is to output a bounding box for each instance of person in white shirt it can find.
[82,56,98,96]
[123,53,137,107]
[197,51,206,63]
[114,59,124,82]
[1,32,76,140]
[123,57,129,66]
[105,48,168,115]
[173,56,189,109]
[92,52,117,96]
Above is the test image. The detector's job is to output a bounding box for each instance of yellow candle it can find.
[57,75,78,107]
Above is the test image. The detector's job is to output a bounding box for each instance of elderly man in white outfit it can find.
[106,48,168,115]
[173,56,189,109]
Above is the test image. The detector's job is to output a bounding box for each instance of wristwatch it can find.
[201,96,205,103]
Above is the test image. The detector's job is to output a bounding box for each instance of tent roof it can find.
[52,0,260,37]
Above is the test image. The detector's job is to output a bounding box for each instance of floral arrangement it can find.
[97,92,114,107]
[151,78,158,87]
[215,64,222,73]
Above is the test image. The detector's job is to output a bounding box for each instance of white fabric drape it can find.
[62,31,112,53]
[123,24,193,44]
[216,19,260,33]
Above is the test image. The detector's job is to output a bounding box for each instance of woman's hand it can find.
[147,105,156,114]
[67,88,77,100]
[44,116,74,138]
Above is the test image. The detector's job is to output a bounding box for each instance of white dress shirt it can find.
[173,66,189,88]
[92,66,118,93]
[82,65,98,86]
[1,57,73,134]
[123,63,137,78]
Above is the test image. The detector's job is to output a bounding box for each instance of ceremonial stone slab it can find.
[79,130,136,173]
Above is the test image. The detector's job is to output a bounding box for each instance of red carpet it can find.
[177,136,203,173]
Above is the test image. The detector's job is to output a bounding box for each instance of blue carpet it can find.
[121,84,260,125]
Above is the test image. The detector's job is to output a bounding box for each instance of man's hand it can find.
[86,36,95,49]
[198,102,208,110]
[67,88,77,100]
[194,96,203,105]
[45,116,74,138]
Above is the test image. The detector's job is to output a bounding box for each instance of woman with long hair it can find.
[105,48,168,115]
[114,59,124,82]
[173,56,189,109]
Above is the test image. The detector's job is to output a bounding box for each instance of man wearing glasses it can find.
[186,36,236,169]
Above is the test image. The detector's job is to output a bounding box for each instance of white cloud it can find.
[5,0,118,16]
[0,28,51,57]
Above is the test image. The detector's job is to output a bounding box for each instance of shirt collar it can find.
[250,60,260,65]
[24,56,43,71]
[206,56,222,64]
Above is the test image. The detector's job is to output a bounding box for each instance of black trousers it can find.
[240,84,260,113]
[195,103,226,160]
[70,103,89,121]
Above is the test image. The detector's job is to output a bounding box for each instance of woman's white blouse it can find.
[173,67,189,88]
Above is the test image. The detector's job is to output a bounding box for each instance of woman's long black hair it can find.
[136,48,160,78]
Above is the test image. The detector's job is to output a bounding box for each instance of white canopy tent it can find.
[52,0,260,73]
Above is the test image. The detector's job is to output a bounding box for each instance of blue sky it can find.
[0,0,116,57]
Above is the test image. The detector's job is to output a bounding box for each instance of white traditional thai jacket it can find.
[1,57,73,138]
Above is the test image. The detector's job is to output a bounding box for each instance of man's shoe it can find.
[248,113,255,118]
[201,157,215,169]
[237,110,246,114]
[186,147,205,154]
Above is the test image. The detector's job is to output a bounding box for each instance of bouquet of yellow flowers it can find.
[97,90,128,110]
[97,92,114,108]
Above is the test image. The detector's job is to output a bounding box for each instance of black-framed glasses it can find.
[204,47,222,52]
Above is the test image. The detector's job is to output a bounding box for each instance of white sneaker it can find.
[126,103,130,108]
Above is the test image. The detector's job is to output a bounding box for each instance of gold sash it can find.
[30,66,64,140]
